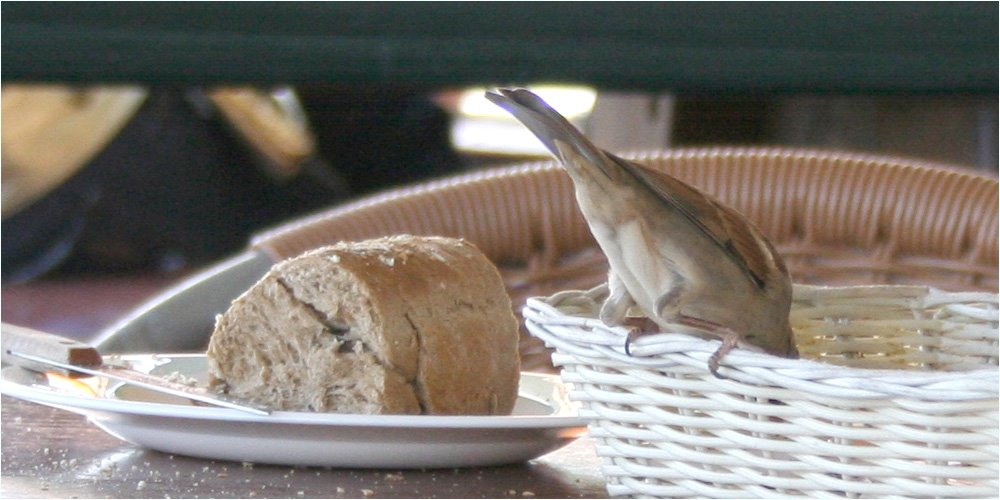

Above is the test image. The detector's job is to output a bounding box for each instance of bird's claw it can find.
[621,317,659,356]
[624,328,639,356]
[707,333,741,379]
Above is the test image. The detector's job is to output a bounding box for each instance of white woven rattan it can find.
[524,284,999,498]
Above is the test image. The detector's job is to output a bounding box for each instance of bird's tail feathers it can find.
[485,88,609,170]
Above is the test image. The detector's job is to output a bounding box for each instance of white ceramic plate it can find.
[1,354,586,468]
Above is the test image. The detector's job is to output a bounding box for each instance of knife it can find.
[1,323,269,416]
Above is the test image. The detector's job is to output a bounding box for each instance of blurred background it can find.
[2,2,997,287]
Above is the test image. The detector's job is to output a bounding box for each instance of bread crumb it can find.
[136,480,147,490]
[522,491,536,497]
[362,489,374,497]
[384,473,404,481]
[163,371,199,386]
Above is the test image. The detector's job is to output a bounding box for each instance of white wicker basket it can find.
[524,284,999,499]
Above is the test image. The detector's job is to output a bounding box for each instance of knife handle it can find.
[1,323,103,377]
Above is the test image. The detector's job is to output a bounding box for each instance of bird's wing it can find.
[608,154,784,289]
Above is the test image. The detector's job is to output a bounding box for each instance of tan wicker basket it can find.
[252,147,998,373]
[524,284,998,498]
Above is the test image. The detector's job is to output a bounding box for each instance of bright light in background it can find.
[448,84,597,156]
[458,85,597,119]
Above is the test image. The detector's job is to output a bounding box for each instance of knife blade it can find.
[1,323,269,416]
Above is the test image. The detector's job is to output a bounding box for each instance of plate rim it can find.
[2,353,587,430]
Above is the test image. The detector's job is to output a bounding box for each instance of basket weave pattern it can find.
[524,284,999,498]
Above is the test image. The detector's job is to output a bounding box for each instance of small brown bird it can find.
[486,88,797,376]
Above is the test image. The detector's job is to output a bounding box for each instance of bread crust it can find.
[207,235,521,415]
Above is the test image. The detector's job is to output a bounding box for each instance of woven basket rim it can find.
[254,145,998,252]
[524,284,999,401]
[621,145,999,179]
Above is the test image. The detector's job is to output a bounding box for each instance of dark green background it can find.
[3,2,996,92]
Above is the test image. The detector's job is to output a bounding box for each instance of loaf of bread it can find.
[206,235,521,415]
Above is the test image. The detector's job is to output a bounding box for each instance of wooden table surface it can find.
[1,275,609,499]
